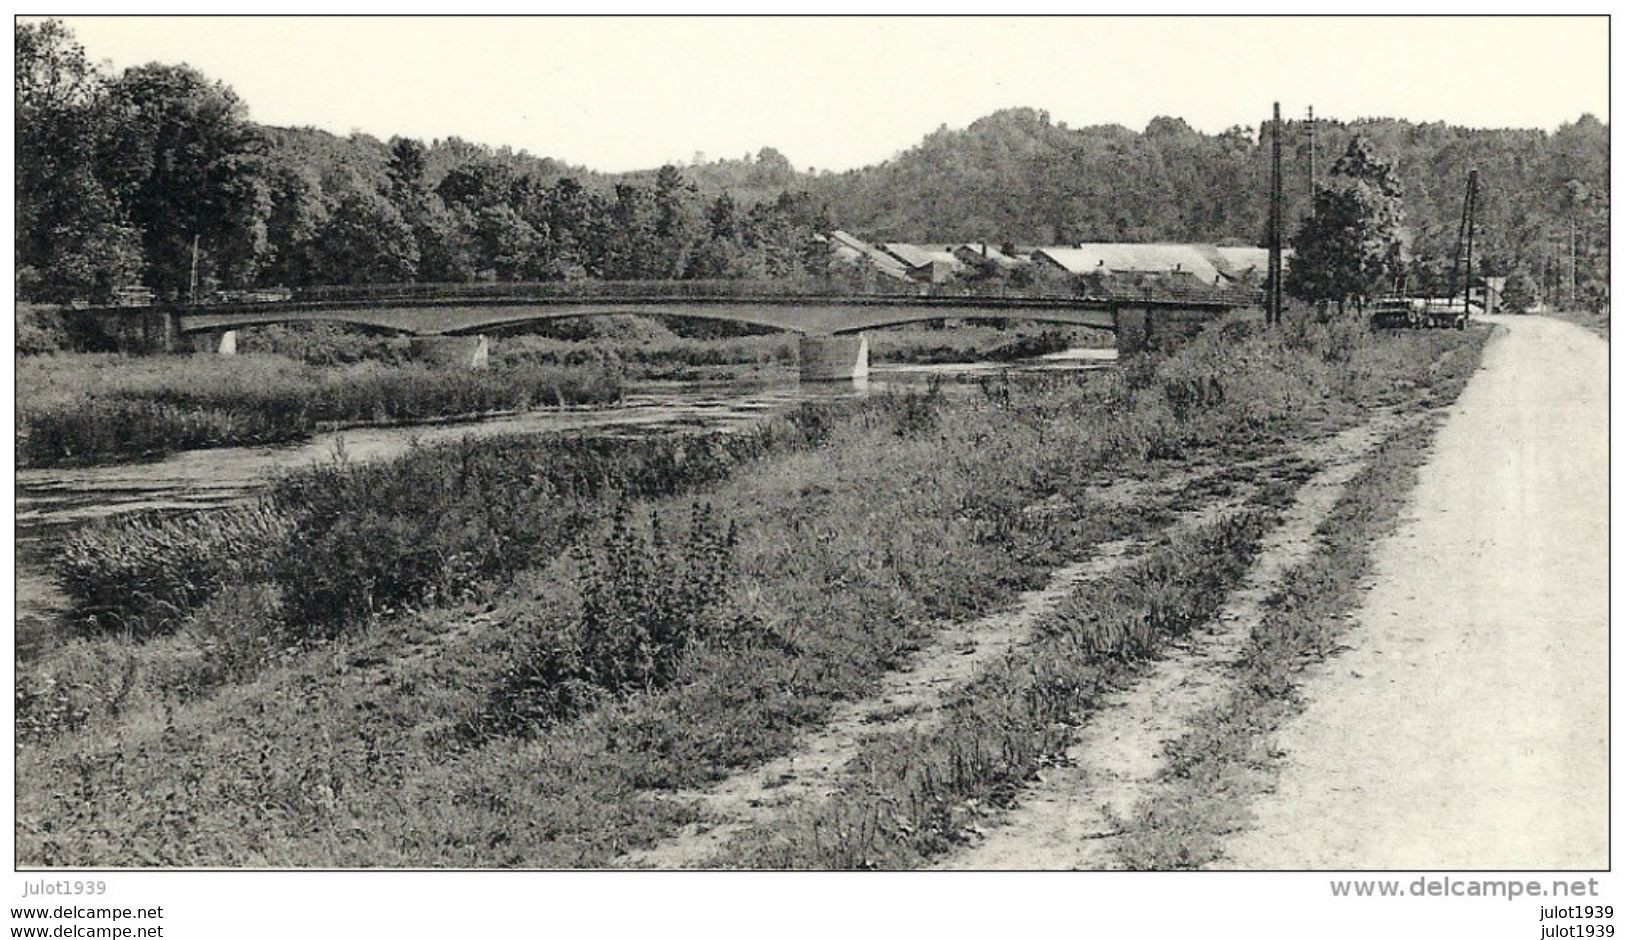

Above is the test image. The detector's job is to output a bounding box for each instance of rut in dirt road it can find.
[614,450,1315,868]
[616,414,1396,869]
[1223,315,1608,870]
[940,416,1404,870]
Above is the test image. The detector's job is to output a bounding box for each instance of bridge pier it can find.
[1114,307,1151,354]
[409,334,490,369]
[799,333,868,382]
[188,329,238,355]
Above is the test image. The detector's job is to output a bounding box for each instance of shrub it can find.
[236,323,409,365]
[17,358,627,467]
[52,401,852,641]
[16,305,70,355]
[469,501,740,738]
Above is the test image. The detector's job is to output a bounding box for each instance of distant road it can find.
[1225,315,1608,869]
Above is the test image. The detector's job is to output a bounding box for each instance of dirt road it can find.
[1224,315,1608,869]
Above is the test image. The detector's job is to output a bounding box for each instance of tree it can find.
[472,205,542,280]
[15,19,144,300]
[259,158,328,286]
[652,165,702,278]
[1286,136,1406,311]
[601,184,659,280]
[414,202,479,282]
[97,63,271,297]
[311,189,419,284]
[385,137,432,215]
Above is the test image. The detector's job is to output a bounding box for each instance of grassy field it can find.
[16,312,1489,867]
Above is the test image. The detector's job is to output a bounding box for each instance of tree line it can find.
[16,20,1609,311]
[16,20,839,303]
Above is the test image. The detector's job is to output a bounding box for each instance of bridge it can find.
[73,280,1256,381]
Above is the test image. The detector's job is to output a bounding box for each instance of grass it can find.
[867,324,1111,364]
[1538,308,1610,341]
[723,505,1284,869]
[16,313,1490,867]
[1108,342,1486,870]
[42,402,855,645]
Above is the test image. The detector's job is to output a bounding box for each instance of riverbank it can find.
[16,354,627,468]
[16,312,1489,867]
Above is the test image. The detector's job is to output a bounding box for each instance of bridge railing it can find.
[285,278,1259,309]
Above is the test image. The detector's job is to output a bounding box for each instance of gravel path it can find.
[1224,316,1608,869]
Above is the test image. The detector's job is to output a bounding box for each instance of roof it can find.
[953,243,1022,266]
[1207,246,1269,278]
[827,230,915,282]
[1037,243,1226,283]
[881,243,963,271]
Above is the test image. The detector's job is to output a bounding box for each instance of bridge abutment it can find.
[799,333,868,382]
[409,334,490,369]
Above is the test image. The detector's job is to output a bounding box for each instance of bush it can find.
[236,323,409,365]
[16,305,70,355]
[52,401,853,641]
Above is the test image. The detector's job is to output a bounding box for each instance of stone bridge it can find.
[73,281,1253,381]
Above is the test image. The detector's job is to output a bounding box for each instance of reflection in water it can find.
[14,350,1114,652]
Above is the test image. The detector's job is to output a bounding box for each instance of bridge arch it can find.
[176,300,1122,338]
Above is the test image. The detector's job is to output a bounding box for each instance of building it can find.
[1034,243,1226,285]
[878,243,965,283]
[825,230,916,283]
[1035,242,1288,288]
[1206,246,1275,286]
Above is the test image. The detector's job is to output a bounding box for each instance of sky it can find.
[48,15,1611,174]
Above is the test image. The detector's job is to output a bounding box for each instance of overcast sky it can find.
[50,15,1610,174]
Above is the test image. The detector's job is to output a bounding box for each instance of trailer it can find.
[1369,295,1470,331]
[1369,170,1479,333]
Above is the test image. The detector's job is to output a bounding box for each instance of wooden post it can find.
[1267,102,1284,326]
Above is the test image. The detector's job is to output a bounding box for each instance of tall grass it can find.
[868,325,1108,364]
[17,355,625,467]
[19,321,1107,468]
[49,395,879,640]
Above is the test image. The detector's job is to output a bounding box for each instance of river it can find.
[15,348,1115,656]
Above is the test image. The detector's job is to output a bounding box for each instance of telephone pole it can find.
[1569,216,1578,310]
[1306,104,1316,218]
[1267,102,1284,326]
[188,234,201,306]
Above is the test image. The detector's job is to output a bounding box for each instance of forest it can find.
[16,19,1610,310]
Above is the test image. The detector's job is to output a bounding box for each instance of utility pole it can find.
[1267,102,1283,326]
[1448,170,1478,310]
[1306,104,1316,218]
[1569,216,1578,310]
[188,234,201,306]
